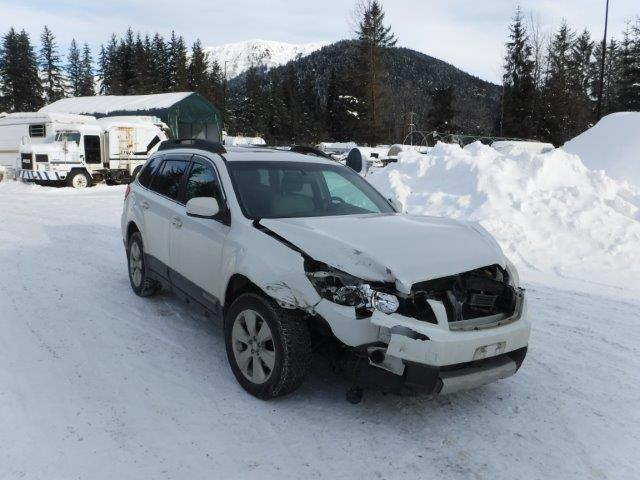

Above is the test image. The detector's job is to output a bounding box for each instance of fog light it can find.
[371,291,399,314]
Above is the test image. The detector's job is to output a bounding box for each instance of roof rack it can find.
[158,138,226,154]
[252,144,333,159]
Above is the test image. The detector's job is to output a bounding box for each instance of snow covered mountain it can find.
[204,39,326,79]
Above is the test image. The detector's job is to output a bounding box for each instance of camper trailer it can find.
[0,112,98,179]
[18,116,168,188]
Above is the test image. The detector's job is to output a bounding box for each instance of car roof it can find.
[223,147,336,165]
[157,145,338,165]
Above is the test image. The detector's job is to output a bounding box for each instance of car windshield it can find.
[228,161,395,219]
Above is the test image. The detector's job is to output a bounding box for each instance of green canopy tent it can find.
[39,92,223,142]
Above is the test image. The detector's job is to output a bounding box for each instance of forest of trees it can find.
[502,7,640,145]
[0,1,639,146]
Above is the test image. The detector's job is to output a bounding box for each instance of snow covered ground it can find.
[1,168,639,478]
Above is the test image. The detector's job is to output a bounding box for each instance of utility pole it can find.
[596,0,610,121]
[223,60,228,120]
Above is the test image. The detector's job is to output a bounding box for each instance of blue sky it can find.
[1,0,638,83]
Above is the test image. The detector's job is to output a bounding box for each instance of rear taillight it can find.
[124,184,131,200]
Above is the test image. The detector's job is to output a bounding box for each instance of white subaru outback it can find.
[122,139,530,401]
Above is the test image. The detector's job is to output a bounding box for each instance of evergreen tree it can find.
[78,43,94,96]
[98,35,118,94]
[540,21,576,145]
[617,22,640,111]
[355,0,397,144]
[150,33,170,92]
[208,59,225,108]
[167,31,188,91]
[568,29,595,133]
[187,40,210,97]
[66,39,82,96]
[592,38,621,115]
[39,26,65,103]
[326,66,359,140]
[501,7,536,138]
[427,86,456,133]
[0,28,43,111]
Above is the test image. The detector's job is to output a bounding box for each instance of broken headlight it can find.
[306,268,399,314]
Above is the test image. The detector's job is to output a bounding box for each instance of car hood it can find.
[260,214,507,293]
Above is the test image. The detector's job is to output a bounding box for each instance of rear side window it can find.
[138,156,162,188]
[150,159,190,201]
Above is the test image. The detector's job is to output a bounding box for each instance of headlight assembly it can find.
[306,268,399,314]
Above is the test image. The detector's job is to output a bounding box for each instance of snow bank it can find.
[367,142,640,291]
[563,112,640,187]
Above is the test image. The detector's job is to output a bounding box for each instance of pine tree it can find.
[427,86,456,133]
[187,40,210,97]
[540,21,576,145]
[167,31,188,91]
[39,26,65,103]
[326,66,359,140]
[150,33,170,92]
[98,35,118,94]
[66,39,82,96]
[568,29,595,134]
[78,43,94,96]
[592,38,621,115]
[617,22,640,111]
[355,0,397,145]
[0,28,43,111]
[501,7,536,138]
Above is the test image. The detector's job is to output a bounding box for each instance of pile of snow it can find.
[368,142,640,292]
[563,112,640,188]
[223,135,266,146]
[204,40,326,79]
[492,140,554,155]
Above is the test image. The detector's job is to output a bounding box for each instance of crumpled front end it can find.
[309,262,531,394]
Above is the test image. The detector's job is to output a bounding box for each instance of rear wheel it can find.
[67,170,91,189]
[224,293,311,399]
[127,232,160,297]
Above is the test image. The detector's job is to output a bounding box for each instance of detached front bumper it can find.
[315,294,531,394]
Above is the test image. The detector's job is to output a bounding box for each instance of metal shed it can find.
[39,92,223,142]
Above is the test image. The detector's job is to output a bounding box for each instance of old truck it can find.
[17,116,168,188]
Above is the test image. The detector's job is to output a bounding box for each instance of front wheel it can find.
[224,293,311,399]
[66,170,91,189]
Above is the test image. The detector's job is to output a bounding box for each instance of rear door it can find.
[169,155,229,306]
[139,154,192,277]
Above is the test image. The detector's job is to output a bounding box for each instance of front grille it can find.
[21,153,33,170]
[399,265,519,327]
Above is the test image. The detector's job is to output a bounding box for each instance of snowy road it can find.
[1,183,638,480]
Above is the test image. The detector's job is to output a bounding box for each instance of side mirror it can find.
[389,198,403,213]
[186,197,220,218]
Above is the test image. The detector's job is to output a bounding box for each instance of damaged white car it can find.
[122,139,530,402]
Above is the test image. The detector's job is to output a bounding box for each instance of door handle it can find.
[171,216,182,228]
[140,200,149,209]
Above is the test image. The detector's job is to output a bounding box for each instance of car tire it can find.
[127,232,160,297]
[66,170,91,189]
[224,292,311,399]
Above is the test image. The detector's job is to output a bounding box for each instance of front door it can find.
[83,135,101,164]
[169,156,229,308]
[140,154,191,277]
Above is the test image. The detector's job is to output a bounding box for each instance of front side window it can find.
[184,159,222,204]
[150,159,190,201]
[228,161,394,219]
